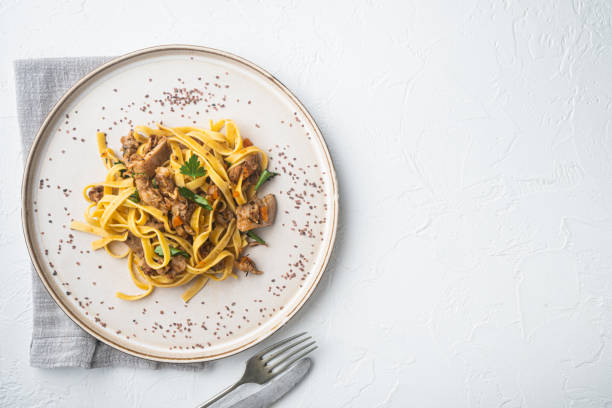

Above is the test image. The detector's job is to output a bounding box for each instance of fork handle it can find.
[197,381,243,408]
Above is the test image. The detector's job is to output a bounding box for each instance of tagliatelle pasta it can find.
[70,119,278,302]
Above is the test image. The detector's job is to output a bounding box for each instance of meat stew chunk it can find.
[235,256,262,275]
[206,184,221,201]
[171,198,196,237]
[125,135,173,211]
[88,185,104,202]
[134,174,166,210]
[120,130,139,160]
[154,167,176,198]
[167,255,187,278]
[236,194,277,232]
[228,154,260,183]
[129,135,171,177]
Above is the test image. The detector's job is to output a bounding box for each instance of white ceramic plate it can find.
[22,45,338,362]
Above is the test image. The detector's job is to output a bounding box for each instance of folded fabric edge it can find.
[30,336,96,368]
[14,56,114,67]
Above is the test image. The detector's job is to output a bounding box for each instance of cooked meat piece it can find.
[243,154,261,178]
[124,233,157,275]
[206,184,221,201]
[198,242,212,259]
[120,130,139,160]
[134,174,167,210]
[235,256,263,275]
[211,261,225,272]
[171,198,194,223]
[154,167,176,197]
[171,198,195,237]
[141,134,157,154]
[128,135,171,177]
[175,224,195,238]
[123,135,173,212]
[124,232,142,253]
[228,164,242,183]
[88,185,104,202]
[237,201,260,230]
[228,154,260,183]
[260,194,276,222]
[167,255,187,278]
[236,194,277,232]
[215,205,235,226]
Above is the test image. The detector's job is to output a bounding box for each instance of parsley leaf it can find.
[152,178,158,189]
[128,190,140,203]
[180,155,206,179]
[254,169,280,191]
[246,230,266,245]
[153,245,190,258]
[178,186,213,210]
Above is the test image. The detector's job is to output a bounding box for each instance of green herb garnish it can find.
[128,190,140,203]
[254,169,279,191]
[152,178,159,189]
[178,186,213,210]
[180,155,206,179]
[246,230,266,245]
[113,161,129,178]
[153,245,190,258]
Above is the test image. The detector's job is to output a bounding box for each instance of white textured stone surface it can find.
[2,0,612,406]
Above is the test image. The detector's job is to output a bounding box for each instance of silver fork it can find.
[198,332,317,408]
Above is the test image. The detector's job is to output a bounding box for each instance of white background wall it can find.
[2,0,612,406]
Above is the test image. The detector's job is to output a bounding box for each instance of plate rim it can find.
[21,44,339,362]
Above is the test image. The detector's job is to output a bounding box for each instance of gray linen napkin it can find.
[15,57,206,370]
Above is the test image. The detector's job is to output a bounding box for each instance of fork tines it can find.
[258,332,317,373]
